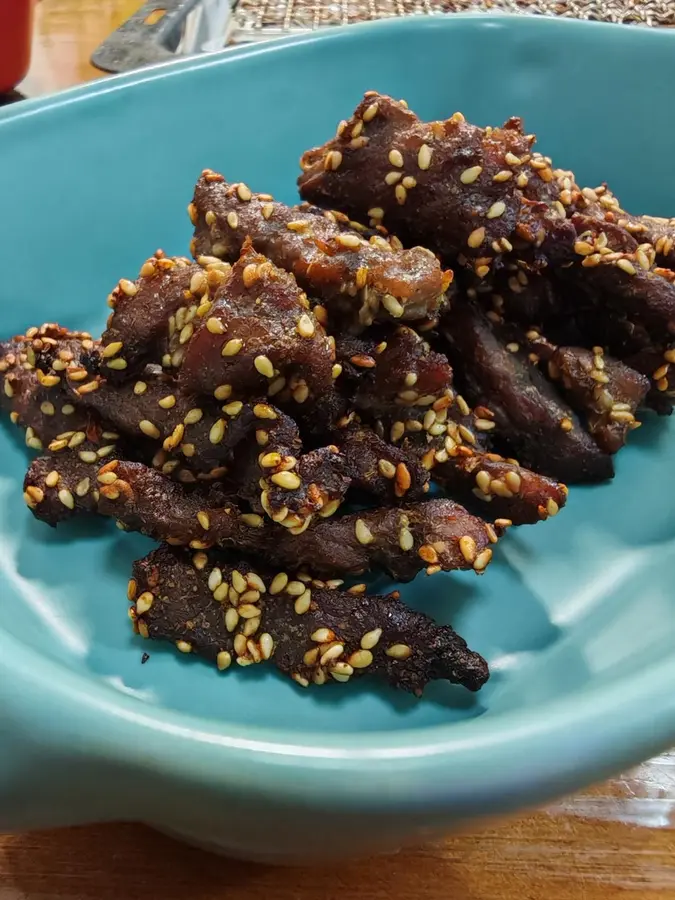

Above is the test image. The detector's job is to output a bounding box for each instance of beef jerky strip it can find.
[92,461,497,580]
[442,302,613,483]
[385,403,566,526]
[226,405,351,532]
[336,325,455,422]
[298,92,574,278]
[99,252,232,382]
[130,544,489,694]
[338,426,430,503]
[431,450,567,527]
[23,423,123,523]
[177,243,335,408]
[265,498,501,581]
[80,371,350,527]
[521,331,648,454]
[568,215,675,340]
[0,324,98,448]
[191,170,451,329]
[548,174,675,269]
[468,266,565,326]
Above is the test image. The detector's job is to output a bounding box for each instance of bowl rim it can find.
[3,13,675,808]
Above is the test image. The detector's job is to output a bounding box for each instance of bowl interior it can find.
[2,16,675,736]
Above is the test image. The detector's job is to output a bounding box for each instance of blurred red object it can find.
[0,0,34,93]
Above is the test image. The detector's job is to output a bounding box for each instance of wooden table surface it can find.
[2,2,675,897]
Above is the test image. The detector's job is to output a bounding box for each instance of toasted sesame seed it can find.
[221,338,243,358]
[378,459,396,479]
[237,604,261,619]
[158,394,176,410]
[493,170,513,182]
[253,403,277,419]
[390,421,405,442]
[208,568,223,592]
[460,165,482,185]
[505,151,521,166]
[220,400,242,417]
[253,354,274,378]
[292,674,310,688]
[616,258,637,275]
[416,143,432,171]
[215,650,232,671]
[459,535,477,563]
[102,341,124,359]
[382,294,404,318]
[139,420,160,439]
[356,628,381,652]
[418,544,439,565]
[354,518,375,546]
[294,313,316,339]
[268,573,288,596]
[119,278,138,297]
[279,582,303,600]
[210,582,228,602]
[336,233,362,251]
[487,201,506,219]
[362,102,379,122]
[395,463,411,494]
[236,183,252,201]
[58,488,75,510]
[269,471,301,491]
[196,511,210,531]
[468,227,485,249]
[209,419,226,444]
[386,643,412,660]
[321,643,345,666]
[473,548,492,572]
[75,477,91,498]
[256,633,273,661]
[395,184,407,205]
[294,590,312,615]
[505,471,522,493]
[385,171,402,186]
[388,148,404,168]
[399,526,414,552]
[206,317,225,335]
[136,591,154,615]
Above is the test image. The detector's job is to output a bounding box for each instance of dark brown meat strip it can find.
[0,324,98,448]
[383,401,567,526]
[442,303,614,483]
[190,170,451,329]
[78,373,350,527]
[88,461,498,580]
[432,450,567,526]
[569,215,675,340]
[131,544,489,694]
[522,332,648,454]
[99,253,232,382]
[22,423,123,523]
[338,427,430,503]
[336,325,455,421]
[298,92,573,278]
[178,243,335,404]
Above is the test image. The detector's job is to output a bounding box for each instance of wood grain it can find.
[3,3,675,897]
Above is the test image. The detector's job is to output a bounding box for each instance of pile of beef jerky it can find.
[4,91,669,698]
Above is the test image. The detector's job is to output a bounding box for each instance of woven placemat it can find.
[231,0,675,39]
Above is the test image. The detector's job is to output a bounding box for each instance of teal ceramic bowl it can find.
[2,14,675,864]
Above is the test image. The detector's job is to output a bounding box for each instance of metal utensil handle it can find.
[91,0,204,73]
